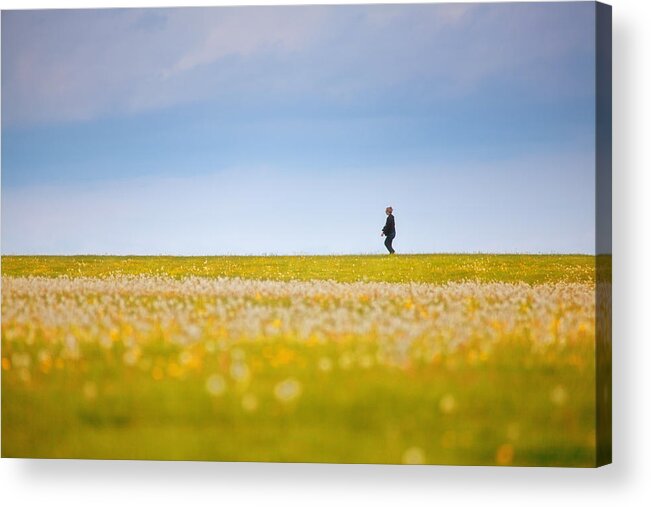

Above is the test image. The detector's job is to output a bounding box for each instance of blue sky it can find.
[1,2,598,255]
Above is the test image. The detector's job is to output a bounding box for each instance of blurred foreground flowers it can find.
[2,274,599,465]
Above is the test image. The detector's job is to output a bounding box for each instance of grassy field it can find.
[1,254,597,284]
[2,255,600,465]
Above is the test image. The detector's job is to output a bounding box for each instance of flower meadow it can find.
[1,255,602,466]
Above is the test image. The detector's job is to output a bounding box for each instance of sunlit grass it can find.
[1,255,600,466]
[1,254,596,284]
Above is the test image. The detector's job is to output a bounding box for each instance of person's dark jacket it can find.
[382,214,395,236]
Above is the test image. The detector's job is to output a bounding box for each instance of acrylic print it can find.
[1,2,611,466]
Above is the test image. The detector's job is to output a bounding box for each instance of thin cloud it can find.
[1,3,592,128]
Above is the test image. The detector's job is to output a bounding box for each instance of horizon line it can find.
[0,252,603,258]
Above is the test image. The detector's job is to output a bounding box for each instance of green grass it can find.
[1,254,601,466]
[2,336,595,465]
[1,254,597,284]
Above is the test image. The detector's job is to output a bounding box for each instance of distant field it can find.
[1,254,597,284]
[1,255,602,466]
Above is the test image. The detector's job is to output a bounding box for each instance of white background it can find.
[0,0,648,505]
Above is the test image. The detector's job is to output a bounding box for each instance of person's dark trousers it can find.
[384,233,396,254]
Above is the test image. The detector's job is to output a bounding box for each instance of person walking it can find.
[381,206,396,254]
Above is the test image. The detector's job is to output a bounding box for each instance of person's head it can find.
[385,206,393,215]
